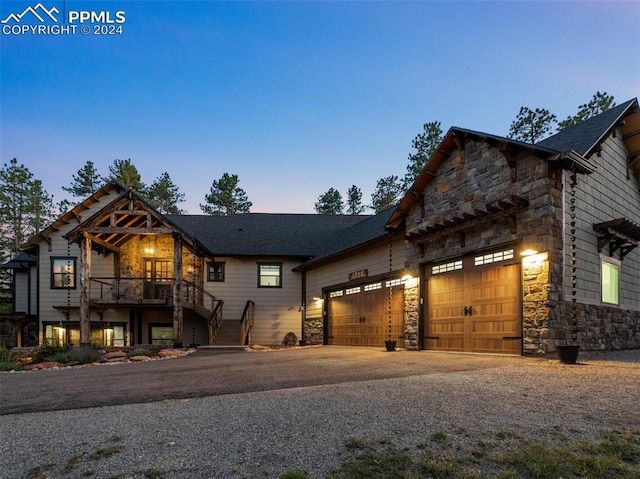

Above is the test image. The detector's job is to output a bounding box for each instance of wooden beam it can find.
[78,235,92,345]
[500,147,517,181]
[173,234,184,348]
[506,214,517,234]
[497,199,514,210]
[84,233,121,254]
[86,227,173,235]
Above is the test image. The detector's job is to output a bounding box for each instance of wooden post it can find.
[172,233,183,347]
[79,234,92,345]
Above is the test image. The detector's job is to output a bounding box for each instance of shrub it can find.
[0,345,20,364]
[0,361,22,371]
[128,348,150,357]
[70,345,104,364]
[32,344,71,363]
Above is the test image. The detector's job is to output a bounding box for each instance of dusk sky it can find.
[1,1,639,214]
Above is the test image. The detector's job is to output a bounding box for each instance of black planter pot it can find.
[556,345,580,364]
[384,340,397,352]
[298,340,307,347]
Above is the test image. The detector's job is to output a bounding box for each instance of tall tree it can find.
[370,175,403,214]
[314,187,344,214]
[558,91,616,130]
[62,160,104,198]
[404,121,443,189]
[0,158,54,256]
[508,106,557,144]
[107,158,145,194]
[147,172,185,214]
[200,173,252,215]
[345,185,366,215]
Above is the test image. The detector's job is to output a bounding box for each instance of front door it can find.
[144,259,173,301]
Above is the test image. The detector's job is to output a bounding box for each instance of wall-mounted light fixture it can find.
[520,248,539,257]
[312,294,323,301]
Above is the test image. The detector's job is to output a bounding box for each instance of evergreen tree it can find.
[200,173,252,215]
[403,121,443,189]
[508,106,557,143]
[62,160,104,197]
[0,158,54,256]
[558,91,615,130]
[370,175,402,214]
[147,172,185,214]
[345,185,366,215]
[107,158,146,194]
[314,187,344,214]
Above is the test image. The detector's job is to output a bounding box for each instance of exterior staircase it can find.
[211,320,242,347]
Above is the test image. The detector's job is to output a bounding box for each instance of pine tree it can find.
[107,158,146,194]
[558,91,615,130]
[346,185,366,215]
[200,173,252,215]
[147,172,185,214]
[508,106,557,143]
[62,160,103,197]
[403,121,443,189]
[314,187,344,214]
[370,175,402,214]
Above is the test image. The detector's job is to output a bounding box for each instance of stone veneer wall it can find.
[403,280,420,350]
[302,317,323,345]
[549,301,640,351]
[404,140,566,356]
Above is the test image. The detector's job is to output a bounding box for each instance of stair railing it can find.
[240,300,255,345]
[209,300,224,344]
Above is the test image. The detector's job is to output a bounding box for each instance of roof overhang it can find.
[593,218,640,259]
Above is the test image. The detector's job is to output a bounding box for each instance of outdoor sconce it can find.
[520,248,538,257]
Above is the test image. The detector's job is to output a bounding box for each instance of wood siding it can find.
[203,256,303,345]
[564,130,640,310]
[304,235,406,320]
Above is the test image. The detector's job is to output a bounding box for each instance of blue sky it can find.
[1,1,639,214]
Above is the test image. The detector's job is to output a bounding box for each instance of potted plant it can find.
[384,339,397,352]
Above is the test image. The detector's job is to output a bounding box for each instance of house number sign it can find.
[349,269,368,281]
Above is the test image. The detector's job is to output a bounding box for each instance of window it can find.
[51,257,76,289]
[474,249,514,266]
[258,263,282,287]
[150,326,174,345]
[432,260,462,275]
[207,262,225,282]
[601,259,620,305]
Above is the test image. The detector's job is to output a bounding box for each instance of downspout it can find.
[301,268,306,342]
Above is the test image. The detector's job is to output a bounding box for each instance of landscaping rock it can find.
[23,362,65,371]
[103,351,127,360]
[129,355,150,361]
[158,349,182,358]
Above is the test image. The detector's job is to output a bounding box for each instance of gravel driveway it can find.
[1,347,638,478]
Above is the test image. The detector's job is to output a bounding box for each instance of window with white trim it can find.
[364,282,382,291]
[601,258,620,305]
[329,290,343,298]
[345,286,361,295]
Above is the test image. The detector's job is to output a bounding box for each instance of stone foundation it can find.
[548,301,640,352]
[302,317,323,345]
[403,280,420,350]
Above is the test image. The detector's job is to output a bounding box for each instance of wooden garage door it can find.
[426,250,521,354]
[328,283,404,347]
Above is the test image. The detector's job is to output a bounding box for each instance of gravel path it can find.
[1,349,638,478]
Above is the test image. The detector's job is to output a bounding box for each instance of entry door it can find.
[144,259,173,300]
[328,284,404,347]
[426,253,521,354]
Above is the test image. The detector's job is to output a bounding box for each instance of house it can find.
[0,184,407,349]
[388,98,640,354]
[2,98,639,355]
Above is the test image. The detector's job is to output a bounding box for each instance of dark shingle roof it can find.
[536,99,637,156]
[167,213,374,258]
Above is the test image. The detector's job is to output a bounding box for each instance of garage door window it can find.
[432,260,462,275]
[474,249,514,266]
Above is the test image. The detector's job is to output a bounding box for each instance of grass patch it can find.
[279,471,309,479]
[90,444,124,460]
[62,452,86,473]
[128,348,150,357]
[27,463,56,479]
[327,430,640,479]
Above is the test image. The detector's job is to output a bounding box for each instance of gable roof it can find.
[537,98,640,157]
[168,213,371,258]
[387,98,640,230]
[1,252,37,270]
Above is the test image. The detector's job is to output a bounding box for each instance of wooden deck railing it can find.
[240,300,255,345]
